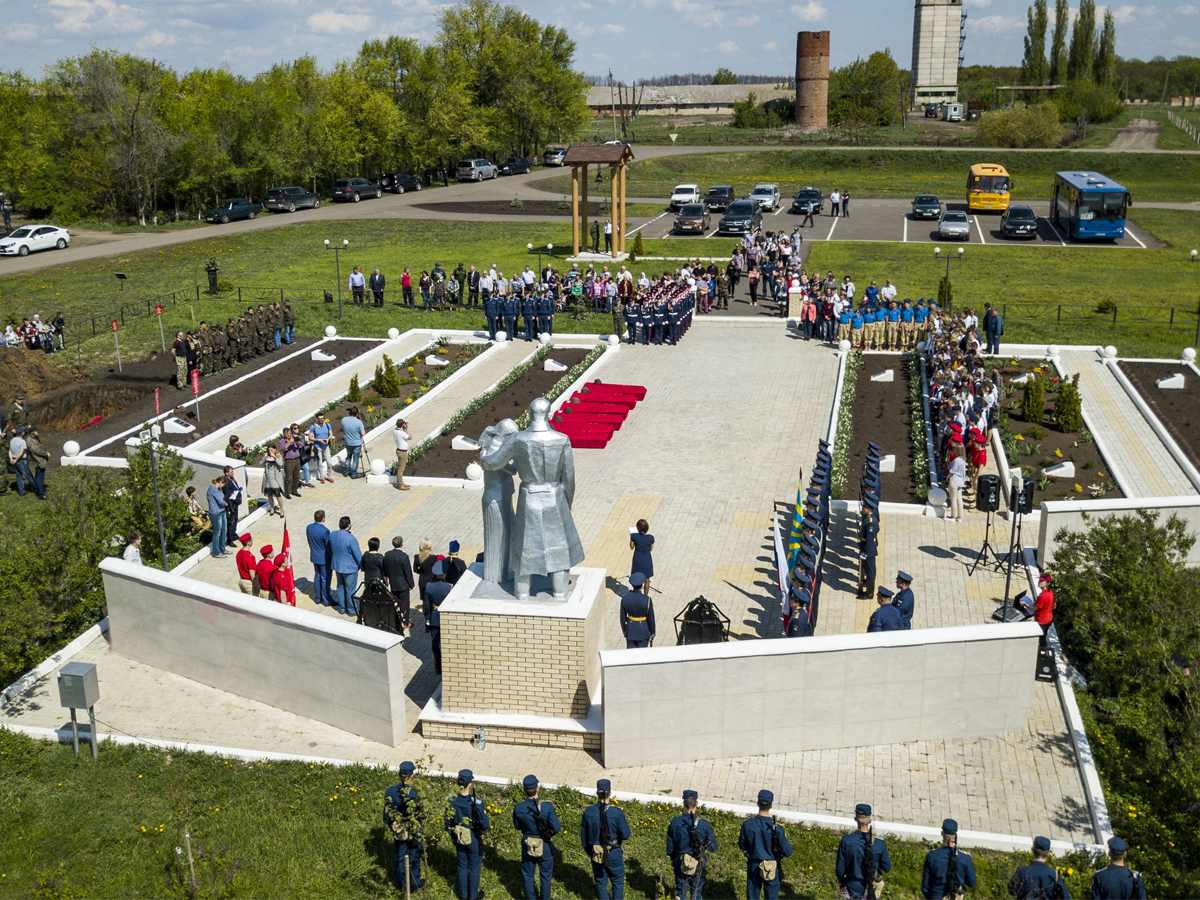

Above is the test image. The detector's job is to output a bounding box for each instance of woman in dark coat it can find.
[629,518,655,593]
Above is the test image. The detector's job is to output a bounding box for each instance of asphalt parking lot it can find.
[630,197,1159,249]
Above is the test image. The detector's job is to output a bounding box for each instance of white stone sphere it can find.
[387,327,400,339]
[429,331,441,341]
[606,334,620,346]
[1046,344,1060,358]
[465,462,484,482]
[928,486,948,508]
[539,332,551,345]
[496,330,507,341]
[370,457,386,476]
[324,325,337,338]
[1103,345,1118,359]
[838,339,852,353]
[1184,348,1197,363]
[62,440,81,458]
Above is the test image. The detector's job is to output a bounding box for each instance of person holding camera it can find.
[394,417,411,491]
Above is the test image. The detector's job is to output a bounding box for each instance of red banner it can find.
[111,319,119,333]
[279,527,297,606]
[190,369,200,396]
[154,304,163,316]
[153,388,160,416]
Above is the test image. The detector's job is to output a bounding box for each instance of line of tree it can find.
[587,72,796,87]
[0,0,590,225]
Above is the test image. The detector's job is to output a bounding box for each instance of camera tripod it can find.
[967,507,1007,576]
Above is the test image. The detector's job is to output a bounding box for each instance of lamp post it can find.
[324,239,349,320]
[933,245,964,312]
[141,426,169,571]
[527,242,554,278]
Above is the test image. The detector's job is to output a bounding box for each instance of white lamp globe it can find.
[325,325,337,338]
[387,327,400,339]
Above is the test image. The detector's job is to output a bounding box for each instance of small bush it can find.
[1057,372,1085,433]
[632,230,644,257]
[1094,297,1117,315]
[374,354,402,398]
[975,102,1063,148]
[215,279,236,293]
[347,373,362,402]
[1022,373,1046,425]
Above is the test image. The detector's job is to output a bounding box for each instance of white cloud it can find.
[970,14,1025,32]
[792,1,827,23]
[45,0,145,34]
[763,40,778,51]
[735,14,759,26]
[964,0,992,6]
[138,29,178,47]
[1176,3,1199,11]
[591,51,609,60]
[575,21,595,35]
[717,40,740,52]
[1111,3,1157,22]
[599,22,624,33]
[670,0,724,27]
[305,10,373,33]
[8,22,40,40]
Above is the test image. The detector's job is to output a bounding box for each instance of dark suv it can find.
[704,185,735,211]
[381,173,422,194]
[499,157,534,176]
[264,186,321,213]
[790,187,824,214]
[1000,205,1039,239]
[332,177,382,202]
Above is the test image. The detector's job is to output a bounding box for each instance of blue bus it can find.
[1050,171,1132,240]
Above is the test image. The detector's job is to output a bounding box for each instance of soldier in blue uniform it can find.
[512,774,562,900]
[868,587,903,632]
[921,819,977,900]
[653,301,667,345]
[484,294,499,340]
[383,761,424,891]
[738,790,792,900]
[445,769,490,900]
[850,308,865,347]
[620,572,655,647]
[642,301,653,345]
[581,778,631,900]
[893,571,915,630]
[1008,836,1070,900]
[522,293,537,341]
[835,803,892,900]
[538,293,553,337]
[786,579,812,638]
[1090,837,1147,899]
[666,789,717,900]
[624,302,639,344]
[667,300,680,345]
[504,294,520,341]
[900,302,915,350]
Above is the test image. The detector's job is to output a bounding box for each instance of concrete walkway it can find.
[1056,348,1196,497]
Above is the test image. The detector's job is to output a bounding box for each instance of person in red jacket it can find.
[271,552,294,605]
[1019,572,1055,641]
[255,545,277,603]
[235,534,258,596]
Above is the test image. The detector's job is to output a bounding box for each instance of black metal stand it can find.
[999,505,1028,623]
[967,508,1005,575]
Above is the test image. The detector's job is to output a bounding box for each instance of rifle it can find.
[686,812,708,876]
[946,843,962,900]
[532,798,555,844]
[770,816,785,883]
[470,786,486,857]
[598,801,612,866]
[863,828,877,900]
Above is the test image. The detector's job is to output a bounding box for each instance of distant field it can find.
[536,148,1200,202]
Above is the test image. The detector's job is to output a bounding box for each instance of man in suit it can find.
[370,268,386,307]
[221,465,244,550]
[329,515,362,616]
[383,536,416,634]
[307,510,332,607]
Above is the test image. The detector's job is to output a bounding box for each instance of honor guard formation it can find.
[622,278,695,346]
[784,439,833,637]
[170,301,295,389]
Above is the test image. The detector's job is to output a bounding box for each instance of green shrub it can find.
[347,373,361,402]
[632,229,644,258]
[975,102,1064,149]
[937,274,953,310]
[374,354,402,398]
[1022,373,1046,425]
[1056,372,1085,433]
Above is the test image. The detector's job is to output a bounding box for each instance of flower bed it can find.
[1118,361,1200,473]
[841,353,921,503]
[830,352,861,500]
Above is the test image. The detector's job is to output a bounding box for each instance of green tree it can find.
[1021,0,1049,86]
[0,73,54,217]
[1067,0,1097,83]
[1049,0,1069,84]
[125,443,195,564]
[347,373,362,402]
[975,102,1063,147]
[1094,9,1117,87]
[712,67,738,85]
[1022,372,1046,424]
[828,50,905,128]
[1055,373,1084,432]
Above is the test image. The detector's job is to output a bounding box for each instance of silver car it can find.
[456,158,498,181]
[938,210,971,241]
[749,183,781,211]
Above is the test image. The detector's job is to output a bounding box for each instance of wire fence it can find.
[1166,110,1200,147]
[981,300,1200,331]
[83,286,329,336]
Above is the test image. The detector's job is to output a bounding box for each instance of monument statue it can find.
[478,419,518,585]
[479,398,585,601]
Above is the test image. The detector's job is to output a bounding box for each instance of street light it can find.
[527,242,555,277]
[1191,249,1198,262]
[324,238,349,320]
[140,425,169,571]
[933,245,965,311]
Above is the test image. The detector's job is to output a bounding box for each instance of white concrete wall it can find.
[601,622,1041,768]
[1038,495,1200,567]
[99,558,406,745]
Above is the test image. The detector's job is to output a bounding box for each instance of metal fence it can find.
[1167,110,1200,147]
[984,301,1200,331]
[85,285,329,336]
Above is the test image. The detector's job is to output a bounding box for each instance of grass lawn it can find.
[805,209,1200,359]
[535,148,1200,203]
[0,729,1100,900]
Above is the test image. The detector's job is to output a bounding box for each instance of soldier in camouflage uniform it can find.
[224,319,238,368]
[210,322,226,374]
[237,315,251,364]
[282,301,295,344]
[196,323,210,376]
[717,271,731,310]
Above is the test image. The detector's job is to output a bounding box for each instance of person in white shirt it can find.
[830,189,841,217]
[124,533,143,565]
[880,280,897,303]
[522,266,535,287]
[946,451,968,523]
[393,417,411,491]
[843,277,856,303]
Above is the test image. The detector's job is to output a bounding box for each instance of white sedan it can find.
[0,225,71,257]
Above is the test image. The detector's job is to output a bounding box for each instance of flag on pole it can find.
[772,507,790,629]
[279,524,297,606]
[787,468,806,569]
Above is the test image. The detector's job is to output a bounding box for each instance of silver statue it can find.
[479,398,585,601]
[478,419,518,585]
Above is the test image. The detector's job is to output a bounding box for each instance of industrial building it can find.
[911,0,965,105]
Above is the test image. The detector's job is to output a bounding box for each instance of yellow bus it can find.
[966,163,1012,212]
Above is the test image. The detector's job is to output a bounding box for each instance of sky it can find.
[0,0,1193,80]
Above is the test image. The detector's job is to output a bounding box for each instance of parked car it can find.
[1000,204,1039,239]
[910,194,942,219]
[203,198,262,223]
[704,185,735,211]
[264,186,321,213]
[673,204,710,235]
[0,224,70,256]
[543,147,567,166]
[749,183,782,211]
[669,184,701,211]
[456,159,498,181]
[718,199,762,235]
[381,173,422,194]
[937,210,971,241]
[331,178,382,202]
[499,157,533,176]
[789,187,824,214]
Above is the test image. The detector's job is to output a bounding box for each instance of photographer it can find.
[393,416,411,491]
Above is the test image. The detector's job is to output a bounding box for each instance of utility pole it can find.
[609,69,618,141]
[1161,69,1171,105]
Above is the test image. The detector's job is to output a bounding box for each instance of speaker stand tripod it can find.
[993,510,1027,571]
[968,508,1006,575]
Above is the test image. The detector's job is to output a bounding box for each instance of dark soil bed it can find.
[405,348,590,478]
[845,354,919,503]
[413,200,617,217]
[7,339,376,466]
[988,359,1124,504]
[1119,361,1200,472]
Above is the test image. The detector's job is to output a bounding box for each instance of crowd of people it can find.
[1,396,49,499]
[3,314,65,352]
[170,302,296,389]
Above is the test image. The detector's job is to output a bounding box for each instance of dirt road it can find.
[1108,119,1161,151]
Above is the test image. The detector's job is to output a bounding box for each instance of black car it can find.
[704,185,735,211]
[381,173,422,194]
[910,194,942,220]
[264,186,321,213]
[499,157,534,176]
[790,187,824,214]
[718,199,762,235]
[332,177,382,202]
[1000,205,1039,239]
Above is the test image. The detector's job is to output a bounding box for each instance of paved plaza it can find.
[3,325,1100,843]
